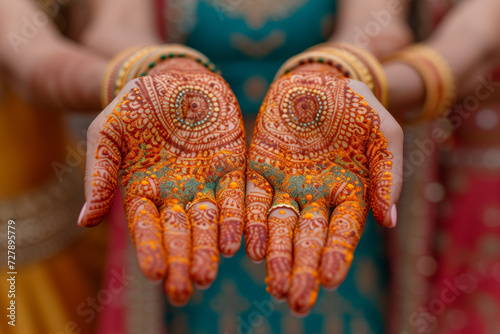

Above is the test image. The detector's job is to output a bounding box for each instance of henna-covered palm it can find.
[78,59,246,306]
[245,64,403,315]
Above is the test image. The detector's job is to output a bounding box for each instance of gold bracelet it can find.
[100,44,219,108]
[275,43,389,107]
[275,50,358,80]
[100,45,145,108]
[316,43,388,107]
[383,44,455,122]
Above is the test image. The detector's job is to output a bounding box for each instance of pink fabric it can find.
[429,169,500,333]
[97,190,128,334]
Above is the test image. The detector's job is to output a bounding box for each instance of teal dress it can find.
[164,1,388,333]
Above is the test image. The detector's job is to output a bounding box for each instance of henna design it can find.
[320,201,366,288]
[289,213,328,314]
[245,173,273,262]
[190,202,219,288]
[162,205,192,305]
[217,170,246,256]
[85,113,123,226]
[246,67,393,314]
[84,62,246,304]
[265,213,297,300]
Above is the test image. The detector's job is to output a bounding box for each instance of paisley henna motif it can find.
[245,65,393,314]
[82,62,246,305]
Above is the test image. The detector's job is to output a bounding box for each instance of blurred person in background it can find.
[387,1,500,334]
[1,1,500,334]
[0,1,109,333]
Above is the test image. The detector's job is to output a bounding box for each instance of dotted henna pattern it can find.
[245,69,393,314]
[88,68,246,305]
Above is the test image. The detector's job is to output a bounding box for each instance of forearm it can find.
[332,0,412,58]
[26,39,107,111]
[384,0,500,115]
[0,0,107,111]
[80,0,162,57]
[426,0,500,98]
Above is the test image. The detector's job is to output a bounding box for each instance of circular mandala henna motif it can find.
[281,87,327,131]
[171,85,218,129]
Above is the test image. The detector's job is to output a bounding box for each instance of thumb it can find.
[348,80,403,228]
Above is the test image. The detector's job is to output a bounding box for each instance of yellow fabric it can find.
[0,84,67,197]
[29,263,73,332]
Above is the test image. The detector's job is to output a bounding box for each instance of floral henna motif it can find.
[265,212,297,300]
[85,64,246,305]
[85,114,123,226]
[246,67,393,314]
[217,170,246,256]
[289,213,328,314]
[245,173,273,262]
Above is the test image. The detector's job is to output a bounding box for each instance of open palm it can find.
[79,60,246,306]
[245,64,403,314]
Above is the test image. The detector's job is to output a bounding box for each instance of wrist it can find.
[382,44,455,123]
[275,43,388,106]
[383,61,425,120]
[290,63,345,77]
[148,58,212,76]
[101,44,219,107]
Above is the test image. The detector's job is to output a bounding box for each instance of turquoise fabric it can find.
[185,0,337,115]
[166,1,388,333]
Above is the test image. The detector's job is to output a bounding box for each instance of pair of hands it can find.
[78,58,403,315]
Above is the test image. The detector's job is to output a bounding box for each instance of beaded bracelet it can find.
[275,43,389,107]
[383,44,455,122]
[101,44,220,108]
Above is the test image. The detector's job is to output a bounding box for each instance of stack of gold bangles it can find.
[275,42,389,107]
[384,44,455,122]
[101,44,220,107]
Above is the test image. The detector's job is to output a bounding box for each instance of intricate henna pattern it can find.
[245,66,393,314]
[83,62,246,305]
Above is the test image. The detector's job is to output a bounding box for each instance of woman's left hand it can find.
[244,63,403,315]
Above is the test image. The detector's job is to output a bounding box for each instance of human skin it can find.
[5,0,500,312]
[335,0,500,119]
[381,0,500,119]
[78,58,247,305]
[243,63,403,314]
[0,0,106,110]
[0,0,162,111]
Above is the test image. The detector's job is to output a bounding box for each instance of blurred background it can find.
[1,0,500,333]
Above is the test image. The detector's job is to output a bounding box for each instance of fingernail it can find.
[390,204,397,228]
[77,202,87,226]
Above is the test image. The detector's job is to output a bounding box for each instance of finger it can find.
[189,201,219,289]
[161,204,193,306]
[244,172,273,262]
[125,196,166,281]
[217,170,245,257]
[319,201,367,289]
[288,205,329,315]
[265,208,298,301]
[79,112,122,227]
[347,80,403,228]
[79,81,139,227]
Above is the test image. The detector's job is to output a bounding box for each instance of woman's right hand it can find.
[78,59,247,306]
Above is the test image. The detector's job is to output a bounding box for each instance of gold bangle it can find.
[275,43,389,107]
[275,50,357,80]
[383,44,455,122]
[100,45,145,108]
[100,44,219,108]
[316,42,388,107]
